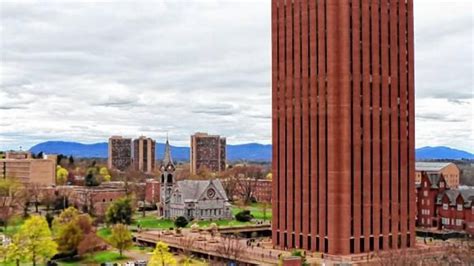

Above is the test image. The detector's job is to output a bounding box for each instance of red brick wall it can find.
[145,180,160,204]
[272,0,415,255]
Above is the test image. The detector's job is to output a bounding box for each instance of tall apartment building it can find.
[190,133,226,175]
[272,0,415,255]
[0,153,56,185]
[133,136,156,173]
[108,136,132,171]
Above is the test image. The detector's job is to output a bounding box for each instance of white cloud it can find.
[0,0,472,153]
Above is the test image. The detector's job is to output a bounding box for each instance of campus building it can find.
[271,0,415,255]
[190,132,226,175]
[108,136,132,171]
[133,136,156,173]
[416,172,474,235]
[160,139,232,220]
[0,153,56,185]
[415,162,460,188]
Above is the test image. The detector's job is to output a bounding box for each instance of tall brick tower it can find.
[271,0,415,255]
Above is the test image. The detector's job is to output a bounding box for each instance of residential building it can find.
[108,136,132,171]
[133,136,156,173]
[271,0,415,255]
[159,139,232,220]
[415,162,460,188]
[0,153,56,185]
[416,172,474,235]
[190,132,226,175]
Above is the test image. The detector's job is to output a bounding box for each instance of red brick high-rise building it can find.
[271,0,415,255]
[190,133,226,175]
[133,136,156,173]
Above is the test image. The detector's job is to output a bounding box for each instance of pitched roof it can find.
[436,187,474,207]
[427,173,442,188]
[177,179,228,202]
[415,162,453,172]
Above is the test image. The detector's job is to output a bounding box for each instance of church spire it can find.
[162,135,174,171]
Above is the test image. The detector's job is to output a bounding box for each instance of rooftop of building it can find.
[176,179,228,202]
[436,187,474,207]
[415,162,455,172]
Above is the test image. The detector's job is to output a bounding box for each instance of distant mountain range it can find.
[29,141,272,162]
[28,141,473,161]
[415,146,474,160]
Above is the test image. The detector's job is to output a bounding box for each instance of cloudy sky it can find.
[0,0,473,152]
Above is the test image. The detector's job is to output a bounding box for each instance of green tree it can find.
[85,167,100,186]
[56,166,69,185]
[52,207,93,256]
[109,223,133,257]
[5,242,26,266]
[106,197,133,225]
[235,210,253,222]
[68,155,74,166]
[174,216,188,228]
[14,215,57,266]
[149,241,176,266]
[0,177,23,231]
[99,167,110,176]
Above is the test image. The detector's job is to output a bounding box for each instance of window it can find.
[456,219,463,226]
[457,204,463,211]
[424,181,427,187]
[423,191,428,197]
[421,199,424,205]
[421,218,424,224]
[443,204,448,210]
[440,182,444,188]
[442,218,449,225]
[427,200,430,206]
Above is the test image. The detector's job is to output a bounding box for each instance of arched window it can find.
[167,174,173,183]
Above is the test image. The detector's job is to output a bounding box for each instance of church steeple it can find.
[160,136,175,175]
[162,137,174,169]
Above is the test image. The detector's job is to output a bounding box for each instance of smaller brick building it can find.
[416,162,460,188]
[145,179,160,205]
[416,172,474,235]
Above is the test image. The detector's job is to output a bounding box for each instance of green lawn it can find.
[133,216,175,229]
[97,227,111,241]
[0,216,26,236]
[56,251,128,265]
[131,215,253,230]
[232,202,272,221]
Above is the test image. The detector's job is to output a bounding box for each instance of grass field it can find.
[56,251,128,265]
[131,215,253,230]
[97,227,112,241]
[231,202,272,221]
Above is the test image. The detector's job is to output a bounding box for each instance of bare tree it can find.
[237,177,256,204]
[216,236,245,263]
[28,183,43,213]
[179,237,196,263]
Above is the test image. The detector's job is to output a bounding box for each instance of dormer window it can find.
[424,181,427,187]
[443,203,448,210]
[440,182,444,188]
[457,204,463,211]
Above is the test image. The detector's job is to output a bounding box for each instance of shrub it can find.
[235,210,253,222]
[174,216,188,228]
